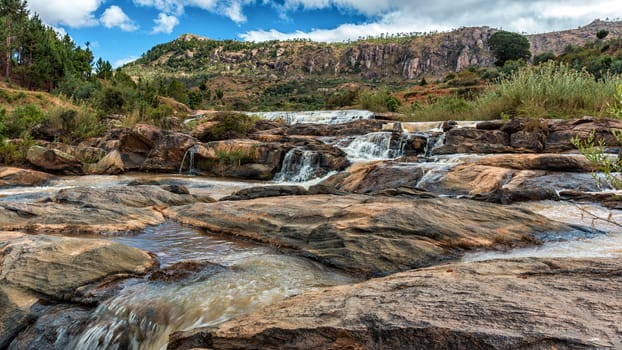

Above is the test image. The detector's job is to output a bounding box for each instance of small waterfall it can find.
[341,132,407,160]
[274,148,323,182]
[179,145,199,175]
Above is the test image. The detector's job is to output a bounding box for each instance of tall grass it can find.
[405,62,619,121]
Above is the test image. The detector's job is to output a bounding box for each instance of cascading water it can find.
[178,145,200,175]
[274,148,324,182]
[340,132,411,161]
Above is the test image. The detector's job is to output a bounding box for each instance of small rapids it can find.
[247,110,374,125]
[64,223,355,350]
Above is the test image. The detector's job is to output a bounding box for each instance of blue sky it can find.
[25,0,622,68]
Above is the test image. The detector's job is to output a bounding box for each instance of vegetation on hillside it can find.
[0,0,621,163]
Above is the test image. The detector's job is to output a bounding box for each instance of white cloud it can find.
[27,0,103,27]
[241,0,622,42]
[101,6,139,32]
[152,13,180,34]
[113,56,140,68]
[133,0,218,15]
[134,0,253,24]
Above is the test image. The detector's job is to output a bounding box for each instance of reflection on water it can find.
[67,222,355,350]
[464,201,622,262]
[112,222,268,268]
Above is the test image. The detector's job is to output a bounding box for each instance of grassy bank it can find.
[402,62,620,121]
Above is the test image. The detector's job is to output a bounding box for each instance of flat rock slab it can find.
[0,185,199,234]
[169,258,622,350]
[0,167,55,188]
[164,194,592,276]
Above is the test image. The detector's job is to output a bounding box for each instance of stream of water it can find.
[4,116,622,349]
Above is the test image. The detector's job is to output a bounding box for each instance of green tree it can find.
[597,29,609,40]
[488,30,531,66]
[167,79,189,105]
[95,58,113,80]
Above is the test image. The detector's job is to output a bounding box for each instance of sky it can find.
[24,0,622,68]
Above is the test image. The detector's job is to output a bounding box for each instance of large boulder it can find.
[168,258,622,350]
[0,232,157,300]
[163,194,593,276]
[117,124,199,172]
[26,146,83,175]
[546,117,622,153]
[0,167,55,187]
[0,231,156,348]
[84,150,125,175]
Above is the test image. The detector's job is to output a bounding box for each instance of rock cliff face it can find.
[128,20,622,81]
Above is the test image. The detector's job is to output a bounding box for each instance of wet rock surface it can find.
[169,258,622,350]
[164,194,591,276]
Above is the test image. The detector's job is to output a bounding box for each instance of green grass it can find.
[403,62,620,121]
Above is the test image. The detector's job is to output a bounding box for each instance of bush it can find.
[357,89,400,112]
[4,104,45,138]
[207,112,259,140]
[46,107,105,142]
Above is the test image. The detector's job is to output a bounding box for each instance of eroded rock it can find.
[0,185,198,234]
[163,194,592,276]
[168,258,622,350]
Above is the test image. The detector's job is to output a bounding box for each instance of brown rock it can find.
[319,161,424,194]
[0,232,157,300]
[0,185,197,234]
[0,286,37,349]
[168,258,622,350]
[285,119,385,137]
[0,167,55,188]
[84,150,125,175]
[420,164,514,198]
[546,117,622,153]
[468,154,594,172]
[221,185,308,201]
[163,194,590,276]
[444,128,510,147]
[118,124,199,172]
[26,146,83,175]
[510,129,547,152]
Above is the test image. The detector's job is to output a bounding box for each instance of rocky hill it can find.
[528,19,622,55]
[125,19,622,83]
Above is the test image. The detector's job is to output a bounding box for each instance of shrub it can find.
[207,112,259,140]
[357,89,400,112]
[4,104,45,138]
